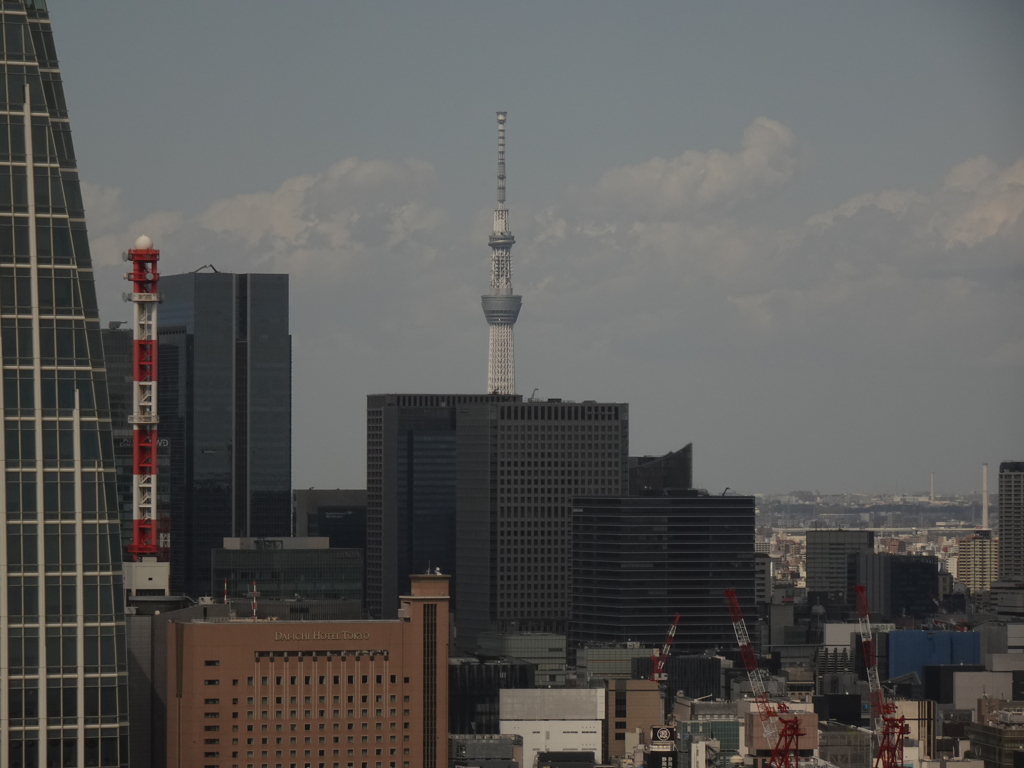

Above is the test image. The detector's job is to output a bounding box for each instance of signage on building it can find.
[650,726,677,751]
[274,631,369,641]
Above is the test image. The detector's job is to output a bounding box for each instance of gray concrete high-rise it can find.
[367,394,628,649]
[0,2,132,764]
[159,272,292,598]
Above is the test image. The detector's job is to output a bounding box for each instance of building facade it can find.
[159,272,291,598]
[211,537,363,604]
[998,462,1023,583]
[100,323,135,560]
[367,394,629,648]
[805,530,875,606]
[855,552,939,620]
[166,573,450,768]
[965,710,1024,768]
[571,491,756,654]
[294,489,367,551]
[628,444,692,495]
[955,530,999,594]
[499,689,606,766]
[603,679,663,760]
[0,2,132,764]
[366,394,518,619]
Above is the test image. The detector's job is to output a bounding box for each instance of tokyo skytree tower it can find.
[481,111,522,394]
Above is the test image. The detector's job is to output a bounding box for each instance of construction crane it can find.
[650,614,681,683]
[854,585,909,768]
[724,590,803,768]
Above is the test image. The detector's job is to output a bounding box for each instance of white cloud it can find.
[581,117,799,218]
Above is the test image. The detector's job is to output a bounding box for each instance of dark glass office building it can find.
[367,394,629,652]
[628,443,692,495]
[159,272,291,598]
[366,394,518,620]
[855,552,939,620]
[805,529,875,607]
[0,2,131,764]
[571,491,756,654]
[293,488,367,550]
[210,540,362,603]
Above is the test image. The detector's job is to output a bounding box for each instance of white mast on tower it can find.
[481,111,522,394]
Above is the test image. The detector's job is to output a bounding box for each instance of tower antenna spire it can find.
[481,111,522,394]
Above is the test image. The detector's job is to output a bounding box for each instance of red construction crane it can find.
[650,614,681,683]
[724,590,803,768]
[855,585,909,768]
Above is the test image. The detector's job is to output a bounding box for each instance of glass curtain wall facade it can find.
[366,393,518,619]
[99,325,132,561]
[159,272,292,598]
[571,493,756,654]
[0,2,131,765]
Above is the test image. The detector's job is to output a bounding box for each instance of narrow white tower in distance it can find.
[982,463,990,529]
[481,111,522,394]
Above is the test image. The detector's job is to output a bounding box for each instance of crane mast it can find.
[650,614,681,683]
[725,590,803,768]
[855,585,909,768]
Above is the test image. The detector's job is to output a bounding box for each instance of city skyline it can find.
[49,1,1024,495]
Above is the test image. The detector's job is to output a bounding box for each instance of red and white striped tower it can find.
[124,234,164,561]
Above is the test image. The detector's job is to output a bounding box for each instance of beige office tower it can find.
[955,531,998,594]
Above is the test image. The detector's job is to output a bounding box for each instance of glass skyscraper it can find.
[0,2,131,765]
[159,272,291,598]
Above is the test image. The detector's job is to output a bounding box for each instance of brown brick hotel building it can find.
[167,574,449,768]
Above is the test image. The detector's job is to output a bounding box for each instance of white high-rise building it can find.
[481,112,522,395]
[0,2,131,765]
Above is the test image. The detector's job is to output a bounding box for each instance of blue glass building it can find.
[0,2,131,764]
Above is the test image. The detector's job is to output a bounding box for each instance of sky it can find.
[49,1,1023,496]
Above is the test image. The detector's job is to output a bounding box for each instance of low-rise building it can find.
[965,710,1024,768]
[449,733,523,768]
[603,679,663,760]
[477,632,568,687]
[499,689,605,765]
[165,573,450,768]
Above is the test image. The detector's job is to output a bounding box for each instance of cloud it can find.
[579,117,800,219]
[513,124,1024,372]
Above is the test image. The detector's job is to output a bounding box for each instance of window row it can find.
[7,676,127,721]
[0,260,93,312]
[6,574,125,623]
[5,420,109,463]
[5,471,119,519]
[5,732,126,768]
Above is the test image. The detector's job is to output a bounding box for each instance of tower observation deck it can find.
[482,111,522,395]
